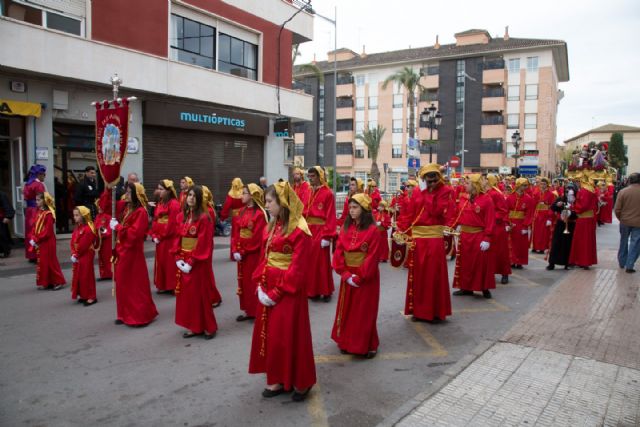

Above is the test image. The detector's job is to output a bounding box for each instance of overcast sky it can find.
[296,0,640,145]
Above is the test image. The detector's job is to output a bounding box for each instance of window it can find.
[46,11,81,35]
[295,144,305,156]
[481,139,503,153]
[368,120,377,130]
[356,97,365,110]
[171,14,216,69]
[336,119,353,131]
[393,94,403,108]
[392,145,402,158]
[368,96,378,109]
[218,33,258,80]
[525,114,537,129]
[507,114,519,129]
[525,84,538,100]
[336,97,353,108]
[508,58,520,74]
[392,119,403,133]
[355,121,365,134]
[456,85,465,103]
[507,85,520,101]
[356,75,365,86]
[527,56,539,72]
[355,147,365,158]
[2,2,83,36]
[336,143,353,155]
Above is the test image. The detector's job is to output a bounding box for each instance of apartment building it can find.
[0,0,313,236]
[293,28,569,192]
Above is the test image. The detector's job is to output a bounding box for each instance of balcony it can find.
[483,87,504,97]
[481,124,505,139]
[337,75,354,85]
[420,74,439,89]
[336,83,354,97]
[482,116,504,125]
[482,96,505,112]
[483,68,506,85]
[480,153,504,167]
[483,59,505,70]
[336,107,354,120]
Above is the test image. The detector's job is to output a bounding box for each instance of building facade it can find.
[294,29,569,193]
[0,0,313,236]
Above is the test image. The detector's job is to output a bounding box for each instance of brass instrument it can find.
[561,203,571,234]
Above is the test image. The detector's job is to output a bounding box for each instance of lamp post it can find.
[511,129,521,177]
[420,102,442,163]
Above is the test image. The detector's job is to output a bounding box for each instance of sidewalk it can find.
[382,248,640,427]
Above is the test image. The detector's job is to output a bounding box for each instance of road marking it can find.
[510,272,542,287]
[454,298,512,313]
[314,351,434,364]
[307,383,329,427]
[400,312,448,357]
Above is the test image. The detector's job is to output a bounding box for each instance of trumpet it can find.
[392,230,413,245]
[561,203,571,234]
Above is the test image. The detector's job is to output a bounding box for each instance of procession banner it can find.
[95,99,129,185]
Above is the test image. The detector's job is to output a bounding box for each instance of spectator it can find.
[614,172,640,273]
[0,190,16,258]
[259,176,268,190]
[75,166,100,218]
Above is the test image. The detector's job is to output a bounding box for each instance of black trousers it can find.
[0,222,12,256]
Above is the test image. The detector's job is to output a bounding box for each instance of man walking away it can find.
[0,190,15,258]
[615,173,640,273]
[75,166,100,219]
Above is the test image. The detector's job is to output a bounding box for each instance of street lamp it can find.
[511,130,521,176]
[420,103,442,163]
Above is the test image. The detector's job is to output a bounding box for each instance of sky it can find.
[296,0,640,145]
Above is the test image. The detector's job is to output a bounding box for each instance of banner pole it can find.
[110,74,122,298]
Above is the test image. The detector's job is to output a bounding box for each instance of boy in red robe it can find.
[486,174,512,284]
[23,165,47,261]
[365,179,382,211]
[30,192,66,290]
[531,178,555,253]
[337,177,364,227]
[506,178,534,269]
[292,167,311,211]
[568,175,598,269]
[70,206,97,305]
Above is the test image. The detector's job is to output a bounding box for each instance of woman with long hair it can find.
[70,206,98,305]
[173,185,217,339]
[248,182,315,402]
[202,185,222,307]
[150,180,181,294]
[109,183,158,327]
[29,192,66,290]
[332,193,381,358]
[233,183,268,321]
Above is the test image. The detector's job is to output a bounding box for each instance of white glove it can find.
[29,239,36,247]
[258,286,275,307]
[521,229,529,235]
[176,260,186,270]
[70,255,78,263]
[109,218,118,230]
[320,239,331,248]
[346,275,359,287]
[101,227,108,235]
[545,220,552,227]
[233,252,242,262]
[153,237,160,244]
[505,225,511,232]
[376,221,381,226]
[419,179,427,191]
[480,241,490,251]
[182,263,192,273]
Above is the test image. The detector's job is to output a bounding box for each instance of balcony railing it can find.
[336,97,354,108]
[483,87,505,98]
[421,66,439,76]
[484,59,505,70]
[337,75,354,85]
[336,142,353,155]
[419,91,439,102]
[480,139,503,153]
[482,116,504,125]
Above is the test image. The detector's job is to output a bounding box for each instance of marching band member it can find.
[23,165,47,261]
[221,177,245,261]
[337,177,364,227]
[374,200,391,262]
[249,182,316,402]
[547,182,578,270]
[486,174,512,284]
[233,184,268,321]
[332,193,381,358]
[597,180,613,225]
[531,178,555,254]
[178,176,193,208]
[202,186,222,307]
[506,178,534,269]
[94,189,113,281]
[70,206,97,305]
[150,180,181,294]
[292,167,311,210]
[173,185,217,339]
[30,192,66,290]
[365,179,382,211]
[568,174,598,269]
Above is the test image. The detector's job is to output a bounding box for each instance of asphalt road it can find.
[0,224,621,426]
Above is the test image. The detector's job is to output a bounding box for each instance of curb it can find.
[377,339,495,427]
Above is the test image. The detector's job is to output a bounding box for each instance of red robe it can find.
[178,190,188,209]
[23,180,46,259]
[235,205,267,317]
[506,193,534,265]
[293,181,312,211]
[404,183,454,320]
[70,223,96,301]
[373,210,391,262]
[221,194,244,260]
[331,223,380,354]
[303,185,336,297]
[173,212,218,334]
[366,187,382,211]
[249,224,316,391]
[568,187,598,267]
[487,187,512,276]
[31,210,66,287]
[114,206,158,326]
[598,187,613,224]
[206,205,222,306]
[452,192,495,291]
[150,198,181,292]
[531,189,556,251]
[336,197,350,227]
[94,212,113,279]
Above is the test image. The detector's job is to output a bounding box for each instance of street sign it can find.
[518,165,538,176]
[499,166,511,174]
[450,156,460,167]
[408,158,420,169]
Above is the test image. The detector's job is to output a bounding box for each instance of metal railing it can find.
[483,59,505,70]
[483,87,505,97]
[482,116,504,125]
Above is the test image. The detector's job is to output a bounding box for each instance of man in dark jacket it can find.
[0,190,16,258]
[75,166,100,218]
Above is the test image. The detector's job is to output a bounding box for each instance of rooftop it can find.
[565,123,640,143]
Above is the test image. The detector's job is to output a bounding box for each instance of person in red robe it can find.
[221,177,245,261]
[70,206,97,305]
[303,166,336,301]
[365,179,382,211]
[202,186,222,307]
[249,182,315,402]
[233,183,268,321]
[94,189,113,280]
[568,175,598,269]
[332,193,380,358]
[451,174,495,298]
[29,192,66,290]
[150,180,181,294]
[110,183,158,327]
[173,185,218,339]
[292,167,311,211]
[486,174,512,284]
[23,165,47,261]
[337,177,364,227]
[178,176,193,208]
[400,164,454,320]
[597,181,613,225]
[531,178,555,254]
[506,178,534,269]
[374,200,391,262]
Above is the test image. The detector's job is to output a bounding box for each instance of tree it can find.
[382,67,424,139]
[608,132,627,173]
[292,44,324,84]
[356,125,386,184]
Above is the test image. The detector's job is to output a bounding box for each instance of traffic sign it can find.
[518,165,538,176]
[408,158,420,169]
[450,156,460,167]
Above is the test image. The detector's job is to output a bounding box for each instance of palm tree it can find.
[292,44,324,83]
[382,67,424,139]
[356,125,387,184]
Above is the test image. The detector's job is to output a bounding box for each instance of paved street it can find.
[0,223,627,426]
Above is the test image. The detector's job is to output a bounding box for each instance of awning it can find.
[0,99,42,118]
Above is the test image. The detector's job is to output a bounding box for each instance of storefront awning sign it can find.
[0,99,42,118]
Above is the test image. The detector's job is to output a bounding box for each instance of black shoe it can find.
[52,284,64,291]
[291,387,312,402]
[482,290,492,299]
[97,277,112,282]
[236,314,254,322]
[77,299,86,304]
[262,387,287,398]
[501,275,509,284]
[309,295,321,301]
[203,332,216,340]
[626,269,636,274]
[114,319,124,325]
[582,266,590,270]
[564,265,570,270]
[546,264,555,271]
[183,331,201,339]
[339,349,349,355]
[83,299,97,306]
[453,290,473,296]
[322,295,332,303]
[28,259,37,264]
[514,264,523,270]
[365,350,377,359]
